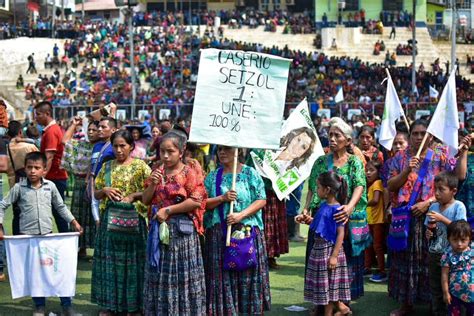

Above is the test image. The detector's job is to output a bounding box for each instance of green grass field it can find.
[0,178,432,315]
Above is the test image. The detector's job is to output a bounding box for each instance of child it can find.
[424,171,467,316]
[364,160,387,282]
[0,152,82,316]
[296,171,351,316]
[441,220,473,316]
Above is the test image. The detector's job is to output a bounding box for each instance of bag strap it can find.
[407,149,433,206]
[92,141,111,176]
[215,168,226,234]
[7,143,16,172]
[327,154,334,170]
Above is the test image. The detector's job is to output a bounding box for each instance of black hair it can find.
[110,129,135,150]
[100,116,117,129]
[34,101,53,115]
[25,151,47,167]
[447,220,472,242]
[89,120,99,127]
[395,121,409,134]
[317,171,348,205]
[366,159,382,173]
[26,123,40,139]
[434,171,459,190]
[409,119,429,134]
[358,125,375,139]
[8,120,22,138]
[279,126,317,170]
[160,130,187,153]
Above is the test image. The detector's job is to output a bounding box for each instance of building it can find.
[75,0,120,21]
[315,0,428,27]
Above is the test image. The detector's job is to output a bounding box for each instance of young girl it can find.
[297,171,352,316]
[441,220,473,316]
[364,160,387,282]
[358,125,384,164]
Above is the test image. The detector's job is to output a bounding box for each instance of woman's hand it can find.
[226,212,244,225]
[411,200,430,217]
[334,205,353,224]
[221,190,237,203]
[149,168,163,185]
[121,194,135,203]
[154,207,169,223]
[295,214,313,225]
[407,156,420,172]
[458,135,472,154]
[425,229,433,240]
[328,256,337,270]
[443,292,452,305]
[103,187,123,201]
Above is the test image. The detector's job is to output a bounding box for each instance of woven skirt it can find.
[204,225,271,316]
[388,215,431,305]
[70,176,95,249]
[91,209,147,312]
[144,221,206,316]
[304,235,351,305]
[263,190,289,258]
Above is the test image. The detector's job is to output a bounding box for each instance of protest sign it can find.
[347,109,361,120]
[4,233,79,299]
[251,99,325,200]
[415,110,431,120]
[116,109,126,121]
[317,109,331,119]
[189,48,292,149]
[159,109,171,120]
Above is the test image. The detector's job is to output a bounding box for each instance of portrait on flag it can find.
[189,48,292,149]
[251,99,325,200]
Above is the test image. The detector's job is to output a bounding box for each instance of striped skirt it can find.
[70,176,95,249]
[204,225,271,316]
[144,220,206,316]
[388,215,431,305]
[304,235,351,305]
[91,209,147,313]
[263,190,289,258]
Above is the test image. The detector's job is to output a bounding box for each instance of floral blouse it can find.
[144,161,207,234]
[308,154,370,256]
[385,147,455,207]
[441,247,474,303]
[457,153,474,223]
[95,159,151,217]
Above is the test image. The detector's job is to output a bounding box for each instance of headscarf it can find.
[329,117,353,140]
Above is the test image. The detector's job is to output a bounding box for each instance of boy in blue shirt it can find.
[424,171,467,316]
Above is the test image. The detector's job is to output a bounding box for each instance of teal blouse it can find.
[204,165,266,230]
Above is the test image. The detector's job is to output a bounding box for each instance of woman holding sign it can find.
[386,119,470,316]
[303,117,370,308]
[203,146,271,315]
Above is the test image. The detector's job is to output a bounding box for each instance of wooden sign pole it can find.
[226,148,239,246]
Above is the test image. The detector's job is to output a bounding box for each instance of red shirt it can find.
[40,122,68,180]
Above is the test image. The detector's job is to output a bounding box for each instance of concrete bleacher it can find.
[1,26,473,118]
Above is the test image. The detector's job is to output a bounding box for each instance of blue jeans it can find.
[50,179,69,233]
[32,297,71,308]
[0,177,4,273]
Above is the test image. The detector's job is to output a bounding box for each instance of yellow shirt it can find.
[367,180,384,224]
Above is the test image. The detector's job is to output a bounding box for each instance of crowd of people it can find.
[13,16,473,124]
[0,96,471,316]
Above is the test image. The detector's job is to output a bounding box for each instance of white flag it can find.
[4,233,79,299]
[429,85,439,99]
[334,87,344,103]
[427,67,459,157]
[379,75,406,150]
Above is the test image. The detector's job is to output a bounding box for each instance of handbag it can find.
[388,149,433,251]
[103,161,140,234]
[216,168,257,272]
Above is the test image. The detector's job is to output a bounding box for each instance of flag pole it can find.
[226,148,239,246]
[385,68,410,132]
[415,133,430,158]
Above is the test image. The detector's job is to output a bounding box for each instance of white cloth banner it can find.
[189,49,292,149]
[429,85,439,99]
[4,233,79,299]
[251,99,325,200]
